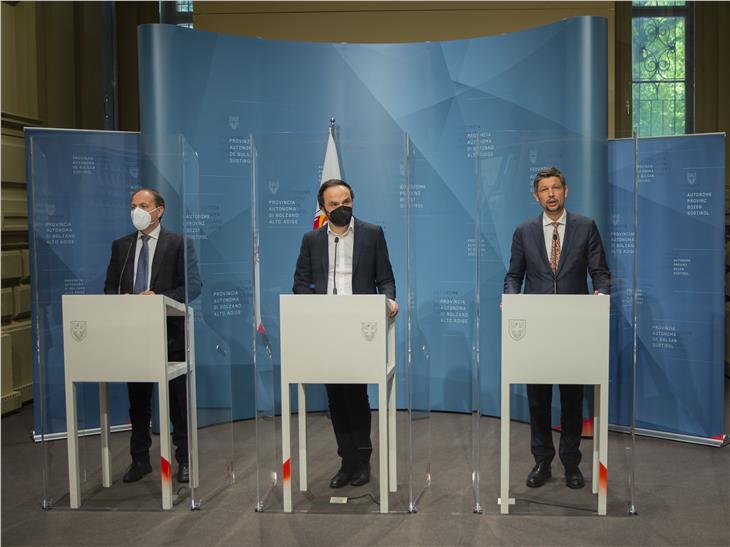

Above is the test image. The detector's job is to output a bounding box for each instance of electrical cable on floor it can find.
[346,492,380,505]
[519,498,595,514]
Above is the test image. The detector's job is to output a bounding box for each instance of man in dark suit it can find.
[504,166,610,490]
[293,179,397,488]
[104,188,201,484]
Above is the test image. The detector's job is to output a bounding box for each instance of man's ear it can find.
[532,192,540,203]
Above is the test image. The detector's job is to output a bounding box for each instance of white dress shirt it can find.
[327,218,354,295]
[133,224,160,291]
[542,210,566,262]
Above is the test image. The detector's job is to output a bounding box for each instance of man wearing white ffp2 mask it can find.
[104,187,202,486]
[130,202,161,233]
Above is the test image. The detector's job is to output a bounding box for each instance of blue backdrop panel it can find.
[607,138,637,428]
[137,17,609,420]
[608,134,726,439]
[26,129,141,435]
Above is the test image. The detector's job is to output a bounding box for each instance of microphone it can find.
[333,236,339,295]
[118,238,135,295]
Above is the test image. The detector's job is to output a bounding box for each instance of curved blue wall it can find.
[137,18,608,423]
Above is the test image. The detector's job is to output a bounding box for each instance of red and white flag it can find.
[313,124,342,229]
[251,134,272,357]
[253,219,272,358]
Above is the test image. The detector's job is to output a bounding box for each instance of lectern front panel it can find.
[501,294,609,385]
[62,295,170,383]
[280,294,387,384]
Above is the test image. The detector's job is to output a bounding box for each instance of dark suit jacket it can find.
[293,218,396,300]
[104,227,202,357]
[504,212,610,295]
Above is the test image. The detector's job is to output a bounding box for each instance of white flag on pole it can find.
[313,123,341,229]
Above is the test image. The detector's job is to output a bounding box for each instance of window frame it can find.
[160,1,194,29]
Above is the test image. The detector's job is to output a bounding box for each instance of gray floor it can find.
[2,397,729,547]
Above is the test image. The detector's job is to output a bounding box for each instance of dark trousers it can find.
[127,375,188,466]
[325,384,372,471]
[527,384,583,468]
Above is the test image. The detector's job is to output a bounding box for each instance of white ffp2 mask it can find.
[131,206,158,231]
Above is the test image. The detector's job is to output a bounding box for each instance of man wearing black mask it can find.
[293,179,397,488]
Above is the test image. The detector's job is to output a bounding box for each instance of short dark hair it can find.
[532,167,566,192]
[131,187,165,209]
[317,179,354,208]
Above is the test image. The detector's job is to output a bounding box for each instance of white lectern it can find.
[500,294,609,515]
[279,294,396,513]
[62,295,197,510]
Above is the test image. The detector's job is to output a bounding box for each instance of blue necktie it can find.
[133,235,150,294]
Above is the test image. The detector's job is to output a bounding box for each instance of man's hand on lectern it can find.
[387,298,399,318]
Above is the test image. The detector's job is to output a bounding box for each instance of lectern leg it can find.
[188,336,200,490]
[499,381,510,514]
[388,373,397,492]
[598,383,608,515]
[99,382,112,487]
[298,383,307,491]
[281,382,292,512]
[65,380,81,509]
[378,381,388,513]
[189,368,199,489]
[158,380,173,510]
[592,385,599,495]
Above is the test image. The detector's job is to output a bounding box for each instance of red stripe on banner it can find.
[282,459,291,482]
[599,462,608,494]
[160,457,172,483]
[711,434,725,441]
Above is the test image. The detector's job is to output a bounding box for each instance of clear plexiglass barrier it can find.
[249,128,433,513]
[475,130,634,515]
[29,129,203,510]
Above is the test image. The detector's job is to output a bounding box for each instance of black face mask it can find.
[327,205,353,227]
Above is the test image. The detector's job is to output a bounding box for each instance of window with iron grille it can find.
[632,1,694,136]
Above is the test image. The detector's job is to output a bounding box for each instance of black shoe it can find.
[123,461,152,483]
[350,465,370,487]
[329,467,353,488]
[565,466,585,489]
[177,463,189,484]
[526,462,551,488]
